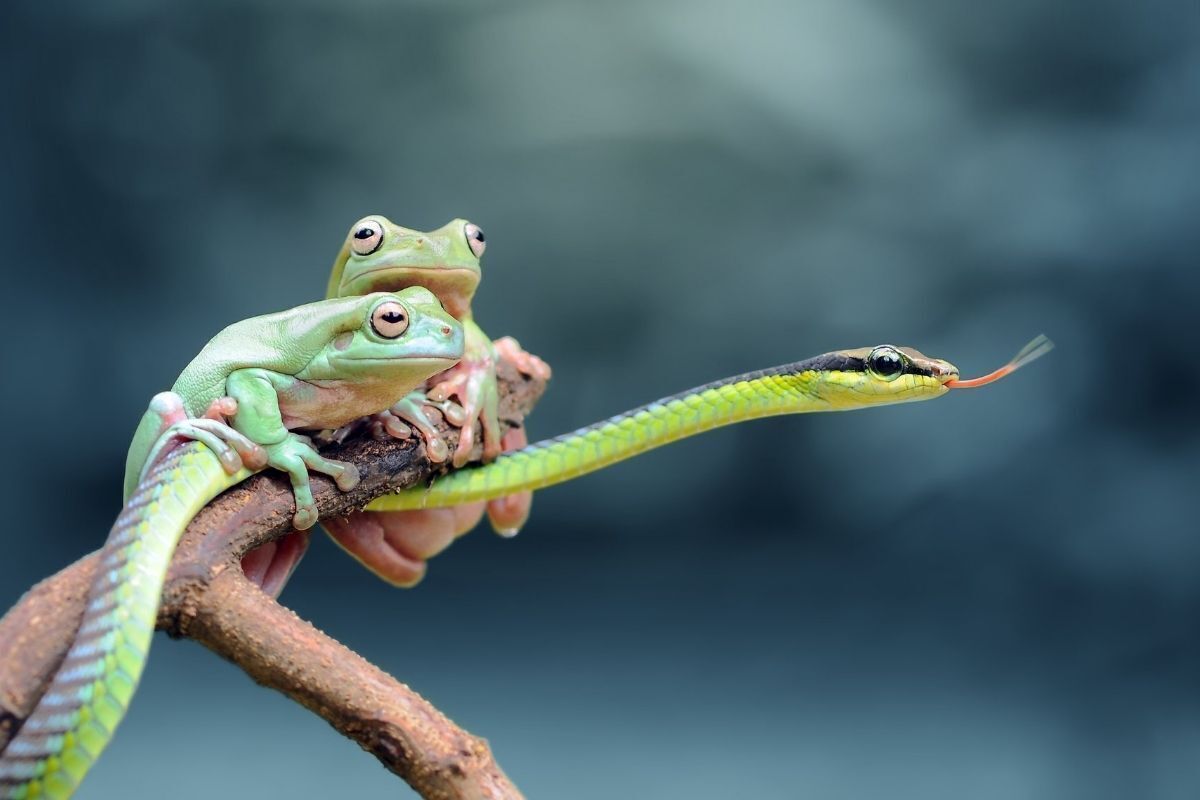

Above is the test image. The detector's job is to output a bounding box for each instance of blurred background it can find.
[1,1,1197,797]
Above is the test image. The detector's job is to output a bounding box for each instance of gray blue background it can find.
[2,1,1198,797]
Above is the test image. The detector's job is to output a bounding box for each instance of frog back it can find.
[121,296,370,499]
[171,296,369,416]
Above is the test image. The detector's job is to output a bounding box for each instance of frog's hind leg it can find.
[494,335,552,381]
[428,363,501,468]
[242,530,311,599]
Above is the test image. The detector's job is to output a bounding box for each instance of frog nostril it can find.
[440,325,452,337]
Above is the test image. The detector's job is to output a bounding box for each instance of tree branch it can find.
[0,361,544,800]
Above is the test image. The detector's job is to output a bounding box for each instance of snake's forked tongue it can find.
[945,334,1054,389]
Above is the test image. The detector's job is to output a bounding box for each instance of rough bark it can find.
[0,361,543,800]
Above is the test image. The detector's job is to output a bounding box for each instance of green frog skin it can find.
[321,216,550,587]
[0,288,463,800]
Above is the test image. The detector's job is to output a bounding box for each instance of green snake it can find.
[367,337,1051,511]
[0,445,252,799]
[0,336,1050,799]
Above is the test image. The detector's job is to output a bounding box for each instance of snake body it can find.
[368,347,957,511]
[0,444,250,799]
[1,342,972,798]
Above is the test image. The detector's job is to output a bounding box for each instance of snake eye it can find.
[867,346,904,381]
[464,222,486,258]
[371,301,409,339]
[350,219,384,256]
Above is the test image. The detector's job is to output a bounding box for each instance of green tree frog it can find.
[318,216,550,586]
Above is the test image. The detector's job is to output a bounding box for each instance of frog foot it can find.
[485,425,534,537]
[241,530,311,599]
[262,433,360,530]
[428,359,502,468]
[494,336,552,381]
[138,393,268,484]
[316,417,368,446]
[362,389,466,464]
[324,508,483,588]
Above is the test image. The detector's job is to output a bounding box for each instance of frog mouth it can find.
[341,266,478,317]
[347,264,474,280]
[340,355,458,365]
[342,266,477,293]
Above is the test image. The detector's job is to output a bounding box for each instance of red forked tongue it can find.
[945,334,1054,389]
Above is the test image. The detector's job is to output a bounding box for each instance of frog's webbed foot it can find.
[362,389,465,464]
[315,417,368,447]
[323,505,483,588]
[428,360,501,468]
[241,530,311,599]
[316,388,465,464]
[494,336,552,381]
[262,433,360,530]
[138,393,268,484]
[485,425,534,537]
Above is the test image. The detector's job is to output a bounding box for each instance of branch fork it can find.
[0,361,544,800]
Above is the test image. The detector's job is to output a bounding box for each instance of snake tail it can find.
[368,351,945,512]
[0,443,249,800]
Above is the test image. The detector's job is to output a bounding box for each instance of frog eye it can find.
[866,346,905,381]
[370,301,409,339]
[464,222,486,258]
[350,219,384,256]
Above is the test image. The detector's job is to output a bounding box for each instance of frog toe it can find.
[451,422,476,468]
[426,436,450,464]
[297,448,360,492]
[494,336,552,380]
[293,504,319,531]
[380,412,413,440]
[323,513,429,588]
[429,397,466,428]
[334,463,360,492]
[384,391,453,463]
[486,491,531,537]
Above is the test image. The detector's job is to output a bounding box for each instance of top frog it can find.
[323,217,551,583]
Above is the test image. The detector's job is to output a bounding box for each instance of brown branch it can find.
[0,361,543,800]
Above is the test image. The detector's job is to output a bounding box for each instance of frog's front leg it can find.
[258,433,359,529]
[226,368,360,530]
[319,384,466,463]
[370,388,466,463]
[126,392,269,498]
[427,318,502,468]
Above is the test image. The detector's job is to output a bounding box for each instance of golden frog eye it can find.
[370,301,409,339]
[866,346,905,381]
[350,218,384,256]
[464,222,486,258]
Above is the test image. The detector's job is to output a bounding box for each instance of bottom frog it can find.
[0,287,463,800]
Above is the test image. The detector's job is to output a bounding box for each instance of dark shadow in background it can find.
[1,1,1197,798]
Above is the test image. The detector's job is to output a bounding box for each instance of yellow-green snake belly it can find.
[368,352,946,512]
[0,444,250,800]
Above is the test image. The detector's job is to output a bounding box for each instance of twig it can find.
[0,361,544,800]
